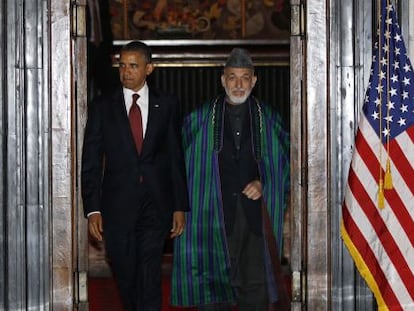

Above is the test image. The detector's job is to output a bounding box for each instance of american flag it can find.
[341,0,414,309]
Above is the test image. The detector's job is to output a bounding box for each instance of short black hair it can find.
[121,41,152,64]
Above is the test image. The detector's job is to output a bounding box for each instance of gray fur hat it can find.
[224,48,254,69]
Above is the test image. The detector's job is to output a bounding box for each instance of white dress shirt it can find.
[123,83,149,137]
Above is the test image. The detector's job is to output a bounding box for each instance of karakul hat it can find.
[224,48,254,69]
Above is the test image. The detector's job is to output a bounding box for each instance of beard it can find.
[224,87,251,105]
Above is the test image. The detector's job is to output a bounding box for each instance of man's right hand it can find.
[88,213,103,241]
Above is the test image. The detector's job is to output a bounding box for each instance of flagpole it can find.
[384,0,393,190]
[377,0,385,208]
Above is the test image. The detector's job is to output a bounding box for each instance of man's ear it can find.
[221,74,226,87]
[252,75,257,88]
[146,63,154,76]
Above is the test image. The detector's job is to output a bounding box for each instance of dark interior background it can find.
[148,65,290,127]
[96,62,290,128]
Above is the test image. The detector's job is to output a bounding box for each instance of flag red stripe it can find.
[388,127,414,195]
[342,205,400,308]
[406,125,414,142]
[347,167,414,301]
[356,132,414,247]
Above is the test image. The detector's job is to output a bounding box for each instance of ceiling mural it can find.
[109,0,290,40]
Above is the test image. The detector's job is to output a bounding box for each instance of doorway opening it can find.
[86,42,292,310]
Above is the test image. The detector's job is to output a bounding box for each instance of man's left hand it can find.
[170,211,185,238]
[242,180,262,200]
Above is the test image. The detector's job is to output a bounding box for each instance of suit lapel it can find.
[111,88,137,152]
[142,90,161,154]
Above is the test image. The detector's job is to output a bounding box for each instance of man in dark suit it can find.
[81,40,189,311]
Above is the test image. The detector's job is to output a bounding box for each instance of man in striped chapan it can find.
[171,48,290,311]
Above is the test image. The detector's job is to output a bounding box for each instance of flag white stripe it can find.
[396,131,414,171]
[360,119,414,218]
[346,189,413,304]
[349,148,414,274]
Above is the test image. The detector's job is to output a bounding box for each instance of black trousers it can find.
[104,188,170,311]
[199,196,268,311]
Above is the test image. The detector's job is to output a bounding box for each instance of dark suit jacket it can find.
[81,86,189,230]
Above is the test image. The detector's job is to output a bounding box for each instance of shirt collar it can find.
[123,82,149,102]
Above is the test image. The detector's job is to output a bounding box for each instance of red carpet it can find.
[88,254,290,311]
[88,276,196,311]
[88,275,289,311]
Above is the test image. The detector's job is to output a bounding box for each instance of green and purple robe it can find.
[171,95,289,306]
